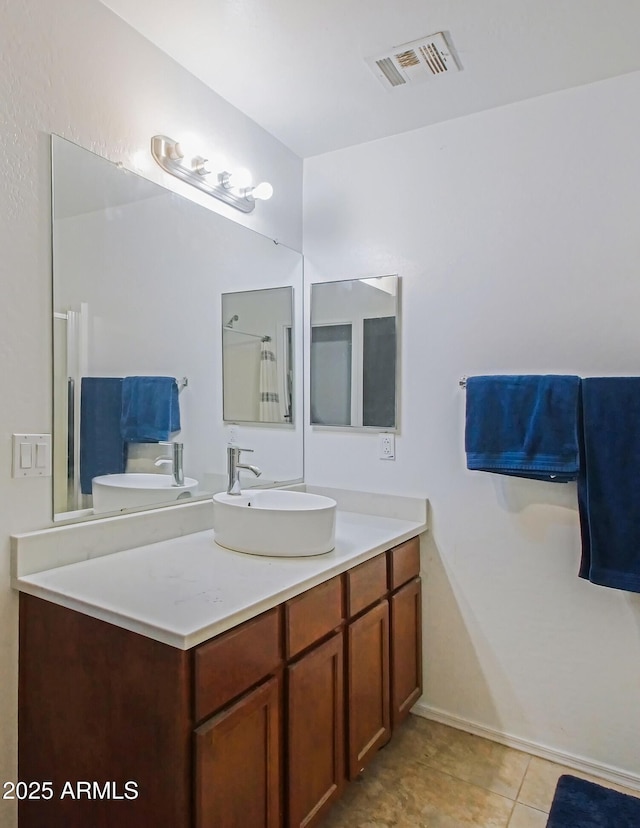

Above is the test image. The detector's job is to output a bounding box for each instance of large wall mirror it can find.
[310,276,399,429]
[52,135,303,522]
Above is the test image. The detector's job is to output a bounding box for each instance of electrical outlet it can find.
[379,433,395,460]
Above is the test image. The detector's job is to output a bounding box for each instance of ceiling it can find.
[100,0,640,158]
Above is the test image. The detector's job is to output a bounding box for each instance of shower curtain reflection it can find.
[223,331,262,422]
[259,338,281,422]
[222,286,294,425]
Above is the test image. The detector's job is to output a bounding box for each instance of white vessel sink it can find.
[212,489,337,557]
[92,473,199,514]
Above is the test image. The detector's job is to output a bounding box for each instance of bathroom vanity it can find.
[14,494,426,828]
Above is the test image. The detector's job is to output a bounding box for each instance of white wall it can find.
[0,1,302,825]
[303,71,640,779]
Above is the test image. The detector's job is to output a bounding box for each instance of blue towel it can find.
[120,376,181,443]
[465,375,580,482]
[80,378,127,495]
[578,378,640,592]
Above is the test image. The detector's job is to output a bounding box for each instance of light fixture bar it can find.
[150,135,258,213]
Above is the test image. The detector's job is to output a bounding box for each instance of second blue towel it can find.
[121,376,181,443]
[578,377,640,593]
[465,375,580,482]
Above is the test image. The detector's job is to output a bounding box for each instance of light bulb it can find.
[231,167,253,189]
[251,182,274,201]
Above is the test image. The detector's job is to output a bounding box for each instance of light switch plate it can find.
[12,434,52,478]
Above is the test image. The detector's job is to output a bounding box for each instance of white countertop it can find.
[14,509,426,649]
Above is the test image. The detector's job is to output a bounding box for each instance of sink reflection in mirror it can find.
[51,135,303,522]
[92,473,199,514]
[212,490,337,557]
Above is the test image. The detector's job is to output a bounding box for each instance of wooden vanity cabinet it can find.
[388,538,423,729]
[344,554,391,780]
[284,575,344,828]
[18,536,423,828]
[19,593,193,828]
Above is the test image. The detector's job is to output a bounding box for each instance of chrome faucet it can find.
[227,446,262,495]
[154,441,184,486]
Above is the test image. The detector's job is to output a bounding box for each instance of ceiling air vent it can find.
[366,32,460,90]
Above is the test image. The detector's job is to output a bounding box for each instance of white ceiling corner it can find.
[100,0,640,158]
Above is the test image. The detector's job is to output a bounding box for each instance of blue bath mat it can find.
[547,775,640,827]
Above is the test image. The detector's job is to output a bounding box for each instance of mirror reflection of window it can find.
[362,316,396,427]
[311,324,352,426]
[310,276,399,429]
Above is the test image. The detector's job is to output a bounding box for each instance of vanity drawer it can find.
[388,537,420,591]
[194,607,282,721]
[285,576,343,659]
[345,554,388,618]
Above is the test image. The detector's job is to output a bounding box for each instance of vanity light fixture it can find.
[150,135,273,213]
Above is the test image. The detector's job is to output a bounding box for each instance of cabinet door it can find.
[346,599,390,779]
[287,632,344,828]
[195,675,281,828]
[390,577,423,729]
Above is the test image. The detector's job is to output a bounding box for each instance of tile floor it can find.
[319,715,640,827]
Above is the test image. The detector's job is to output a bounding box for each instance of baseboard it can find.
[412,702,640,792]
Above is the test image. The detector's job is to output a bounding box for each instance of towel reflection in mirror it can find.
[80,375,182,501]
